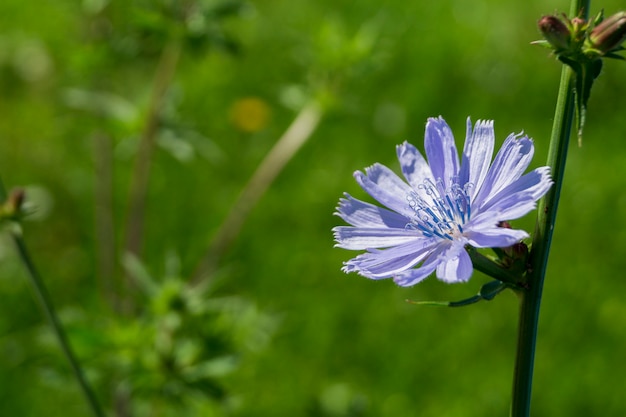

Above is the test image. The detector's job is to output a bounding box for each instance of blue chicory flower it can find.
[333,116,552,286]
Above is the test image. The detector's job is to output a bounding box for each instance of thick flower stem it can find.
[511,67,574,417]
[510,1,588,416]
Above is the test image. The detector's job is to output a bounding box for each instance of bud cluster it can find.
[534,10,626,145]
[535,11,626,60]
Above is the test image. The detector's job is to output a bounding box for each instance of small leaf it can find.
[121,252,158,294]
[406,299,453,307]
[479,280,508,300]
[530,39,553,48]
[406,280,510,308]
[604,51,626,60]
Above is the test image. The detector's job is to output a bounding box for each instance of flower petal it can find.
[459,118,495,201]
[354,164,414,217]
[479,167,552,218]
[424,117,460,189]
[392,243,447,286]
[473,133,535,209]
[343,238,438,279]
[396,141,434,192]
[333,226,421,250]
[335,193,408,228]
[436,245,473,283]
[465,227,529,248]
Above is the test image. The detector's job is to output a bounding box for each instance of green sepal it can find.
[530,40,553,49]
[491,246,507,260]
[604,51,625,60]
[406,280,510,308]
[466,247,523,285]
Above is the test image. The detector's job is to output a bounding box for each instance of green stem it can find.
[124,41,181,262]
[510,1,588,416]
[1,179,105,417]
[12,234,106,417]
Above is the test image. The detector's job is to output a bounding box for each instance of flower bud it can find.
[497,221,511,229]
[538,15,572,51]
[498,241,529,273]
[571,17,587,32]
[0,188,26,220]
[505,242,529,260]
[588,11,626,54]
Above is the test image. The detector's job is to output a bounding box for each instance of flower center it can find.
[405,177,472,240]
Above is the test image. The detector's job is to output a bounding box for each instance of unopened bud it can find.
[505,242,529,260]
[1,188,26,220]
[588,11,626,53]
[498,241,529,273]
[571,17,587,31]
[538,15,572,51]
[497,221,511,229]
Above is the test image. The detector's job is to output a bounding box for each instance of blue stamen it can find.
[406,177,472,240]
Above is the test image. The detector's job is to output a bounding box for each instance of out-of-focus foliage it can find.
[1,0,626,416]
[37,253,277,416]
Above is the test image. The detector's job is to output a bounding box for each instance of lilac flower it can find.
[333,117,552,286]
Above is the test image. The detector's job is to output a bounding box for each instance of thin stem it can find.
[1,178,105,416]
[11,232,106,417]
[93,131,118,309]
[124,41,181,260]
[191,101,323,284]
[122,41,181,314]
[510,1,589,416]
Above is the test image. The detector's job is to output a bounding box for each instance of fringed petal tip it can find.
[473,120,495,137]
[340,262,357,274]
[537,165,554,184]
[341,259,387,280]
[466,116,494,127]
[333,193,351,216]
[352,169,365,181]
[331,227,342,247]
[427,115,446,125]
[396,140,410,151]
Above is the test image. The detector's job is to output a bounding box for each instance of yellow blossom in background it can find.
[229,97,271,133]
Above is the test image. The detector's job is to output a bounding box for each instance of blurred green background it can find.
[1,0,626,416]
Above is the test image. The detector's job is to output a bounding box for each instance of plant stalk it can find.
[124,41,181,260]
[0,179,105,416]
[191,101,323,285]
[12,233,106,417]
[510,1,589,415]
